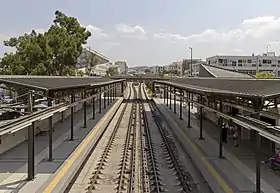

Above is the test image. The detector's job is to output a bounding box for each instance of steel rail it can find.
[142,83,192,193]
[87,84,132,192]
[117,85,137,193]
[127,85,138,192]
[139,84,161,193]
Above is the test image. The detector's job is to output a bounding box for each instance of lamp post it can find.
[189,47,193,77]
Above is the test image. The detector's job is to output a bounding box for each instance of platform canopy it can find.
[155,78,280,101]
[0,75,124,93]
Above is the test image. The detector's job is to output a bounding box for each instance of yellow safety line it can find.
[43,99,122,193]
[174,120,234,193]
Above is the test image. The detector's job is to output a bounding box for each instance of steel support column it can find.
[152,82,155,96]
[92,91,95,120]
[166,85,169,106]
[163,85,166,104]
[70,94,74,141]
[255,133,261,193]
[169,86,172,109]
[219,101,224,158]
[121,82,124,96]
[103,86,106,109]
[27,91,35,180]
[107,85,109,105]
[48,98,53,161]
[199,95,204,139]
[83,92,87,128]
[99,87,102,113]
[252,102,262,193]
[180,90,183,120]
[174,87,176,113]
[187,93,191,128]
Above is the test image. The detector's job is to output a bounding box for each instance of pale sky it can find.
[1,0,280,66]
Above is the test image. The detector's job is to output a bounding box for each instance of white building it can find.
[148,65,164,75]
[184,60,205,77]
[92,63,118,76]
[115,61,128,74]
[76,48,110,71]
[206,52,280,76]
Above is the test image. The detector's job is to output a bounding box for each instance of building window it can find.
[238,60,242,63]
[272,64,276,67]
[238,63,242,66]
[252,64,256,67]
[268,60,272,64]
[278,60,280,64]
[247,59,252,63]
[232,63,236,66]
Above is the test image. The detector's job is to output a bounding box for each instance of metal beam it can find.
[219,101,224,158]
[70,94,74,141]
[103,87,106,109]
[174,87,176,114]
[169,86,172,109]
[27,91,35,180]
[48,98,53,161]
[92,91,95,120]
[188,93,191,128]
[180,90,183,120]
[83,92,87,128]
[99,87,102,113]
[199,95,204,140]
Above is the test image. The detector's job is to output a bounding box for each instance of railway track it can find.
[66,82,202,193]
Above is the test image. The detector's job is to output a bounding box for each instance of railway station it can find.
[1,75,280,193]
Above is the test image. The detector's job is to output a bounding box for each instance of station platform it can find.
[154,98,280,193]
[0,98,119,193]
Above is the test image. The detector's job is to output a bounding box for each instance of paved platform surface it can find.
[154,97,279,193]
[0,98,117,193]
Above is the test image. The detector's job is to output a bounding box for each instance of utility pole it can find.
[189,47,193,77]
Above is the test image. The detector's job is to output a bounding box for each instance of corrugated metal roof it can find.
[0,76,124,92]
[201,64,253,78]
[155,77,280,100]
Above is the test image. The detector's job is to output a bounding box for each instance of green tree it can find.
[77,70,85,76]
[106,67,119,76]
[255,72,276,78]
[0,10,91,76]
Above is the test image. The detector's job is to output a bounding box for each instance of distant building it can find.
[206,52,280,76]
[115,61,128,74]
[148,65,164,75]
[182,59,202,77]
[92,63,118,76]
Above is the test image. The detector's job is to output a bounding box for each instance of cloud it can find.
[154,16,280,44]
[86,25,108,39]
[116,23,146,39]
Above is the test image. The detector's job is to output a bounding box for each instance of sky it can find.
[1,0,280,67]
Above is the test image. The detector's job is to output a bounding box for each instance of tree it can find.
[0,10,91,76]
[255,72,276,78]
[106,67,119,76]
[77,70,85,76]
